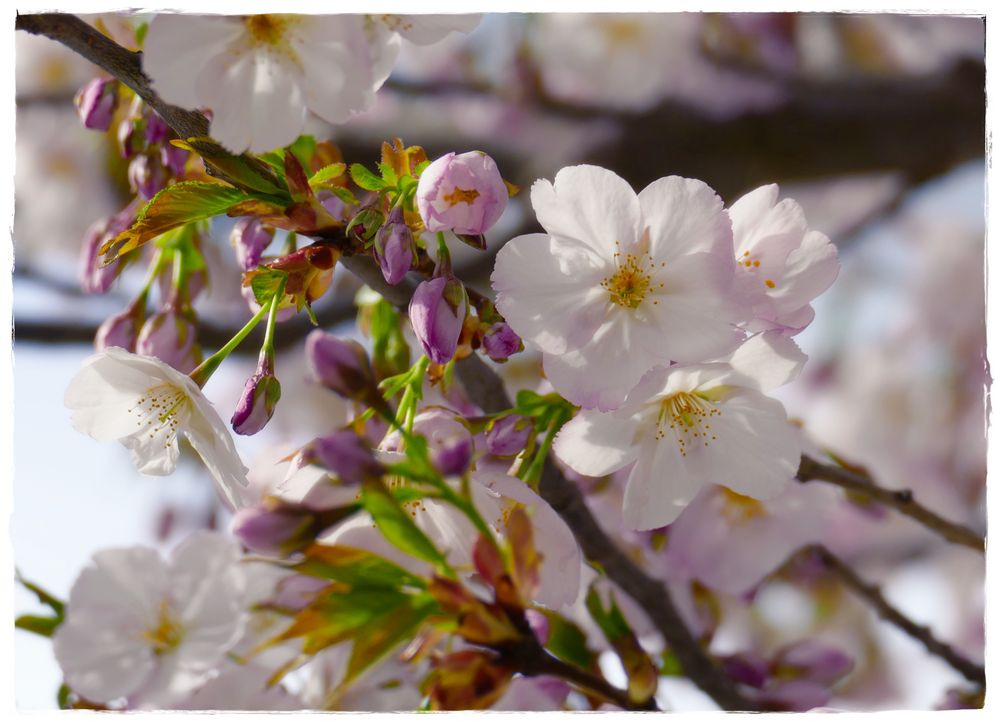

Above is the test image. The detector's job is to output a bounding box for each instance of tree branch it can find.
[796,455,984,553]
[803,545,985,687]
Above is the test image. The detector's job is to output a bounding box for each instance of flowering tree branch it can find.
[802,545,986,687]
[796,456,984,553]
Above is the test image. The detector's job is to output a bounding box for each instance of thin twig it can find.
[804,545,986,687]
[796,455,985,553]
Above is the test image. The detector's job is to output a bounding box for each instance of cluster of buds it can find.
[720,639,854,711]
[79,201,140,295]
[116,96,189,200]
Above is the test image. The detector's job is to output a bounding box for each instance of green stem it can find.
[188,298,273,387]
[523,408,569,488]
[261,279,285,361]
[435,231,451,274]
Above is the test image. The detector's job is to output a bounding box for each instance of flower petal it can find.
[622,437,702,530]
[554,410,640,477]
[637,175,733,261]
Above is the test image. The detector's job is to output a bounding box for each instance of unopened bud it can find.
[774,640,853,685]
[374,207,415,285]
[94,302,144,352]
[74,77,118,131]
[486,415,532,457]
[482,321,522,362]
[416,151,508,235]
[230,218,274,271]
[128,153,168,201]
[303,430,384,484]
[231,354,281,436]
[136,305,202,373]
[305,330,384,409]
[410,274,467,365]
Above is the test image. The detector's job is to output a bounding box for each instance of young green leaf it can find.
[350,163,387,192]
[360,478,449,569]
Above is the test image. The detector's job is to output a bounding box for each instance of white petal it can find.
[542,313,664,410]
[492,233,609,355]
[685,389,800,500]
[724,331,807,391]
[385,14,482,44]
[531,165,642,257]
[727,184,780,253]
[174,664,304,710]
[143,15,243,109]
[553,411,640,477]
[622,438,702,530]
[771,230,840,315]
[54,620,156,703]
[184,396,250,509]
[168,532,247,669]
[637,176,733,261]
[122,423,181,476]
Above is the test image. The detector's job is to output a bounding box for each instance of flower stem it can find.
[188,297,273,387]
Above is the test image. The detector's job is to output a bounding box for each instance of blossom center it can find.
[601,19,646,49]
[443,187,481,207]
[719,488,767,523]
[602,245,662,309]
[129,383,191,445]
[143,600,183,654]
[655,391,721,457]
[738,250,776,289]
[245,14,290,46]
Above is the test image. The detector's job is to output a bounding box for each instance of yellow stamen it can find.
[719,488,767,523]
[442,187,481,207]
[655,391,721,457]
[245,14,289,46]
[143,600,183,654]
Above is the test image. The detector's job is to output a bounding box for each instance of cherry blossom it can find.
[553,334,804,530]
[53,532,247,707]
[64,347,249,507]
[143,14,479,153]
[493,165,746,410]
[729,184,840,334]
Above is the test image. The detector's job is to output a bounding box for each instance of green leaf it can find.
[294,545,426,590]
[361,478,448,569]
[280,586,409,655]
[250,268,289,306]
[101,182,249,260]
[134,21,148,47]
[309,162,347,189]
[329,185,360,207]
[15,614,61,638]
[369,299,411,379]
[342,595,435,686]
[289,134,317,170]
[350,163,387,191]
[173,138,289,198]
[542,611,597,669]
[16,573,64,617]
[378,162,399,187]
[515,389,545,410]
[57,683,71,710]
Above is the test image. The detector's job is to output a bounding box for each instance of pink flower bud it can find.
[144,112,170,146]
[117,116,141,159]
[525,609,550,645]
[303,430,384,484]
[756,679,831,712]
[411,408,474,477]
[231,354,281,436]
[230,218,274,271]
[128,153,168,201]
[79,204,137,294]
[416,151,508,235]
[486,414,532,457]
[231,498,353,556]
[482,321,522,362]
[161,143,189,177]
[774,641,853,685]
[136,305,202,373]
[719,652,770,689]
[94,303,144,352]
[410,275,468,365]
[74,77,118,131]
[374,208,415,285]
[305,331,382,408]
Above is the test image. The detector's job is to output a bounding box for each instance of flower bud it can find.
[136,305,202,373]
[719,652,770,689]
[161,143,189,177]
[230,218,274,271]
[79,204,137,294]
[374,207,415,285]
[410,408,474,477]
[94,303,144,352]
[774,641,853,685]
[410,274,468,365]
[524,608,550,645]
[231,354,281,436]
[756,679,831,712]
[74,77,118,131]
[303,430,384,484]
[305,331,383,410]
[144,111,170,146]
[231,497,351,556]
[128,153,168,201]
[486,415,532,457]
[117,116,141,159]
[416,151,508,235]
[482,321,522,362]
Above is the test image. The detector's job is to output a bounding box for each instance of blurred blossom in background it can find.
[12,12,985,710]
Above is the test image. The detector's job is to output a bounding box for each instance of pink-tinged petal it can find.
[724,331,807,391]
[729,186,807,256]
[637,176,733,261]
[385,14,482,44]
[771,230,839,315]
[127,650,216,709]
[645,252,747,363]
[728,184,780,250]
[554,410,640,478]
[143,15,243,109]
[493,233,608,355]
[174,664,304,710]
[530,165,642,257]
[684,389,800,500]
[477,470,583,608]
[542,313,663,410]
[54,621,157,703]
[623,437,703,530]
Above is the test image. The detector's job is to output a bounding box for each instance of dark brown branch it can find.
[501,637,658,711]
[805,545,986,687]
[796,455,985,553]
